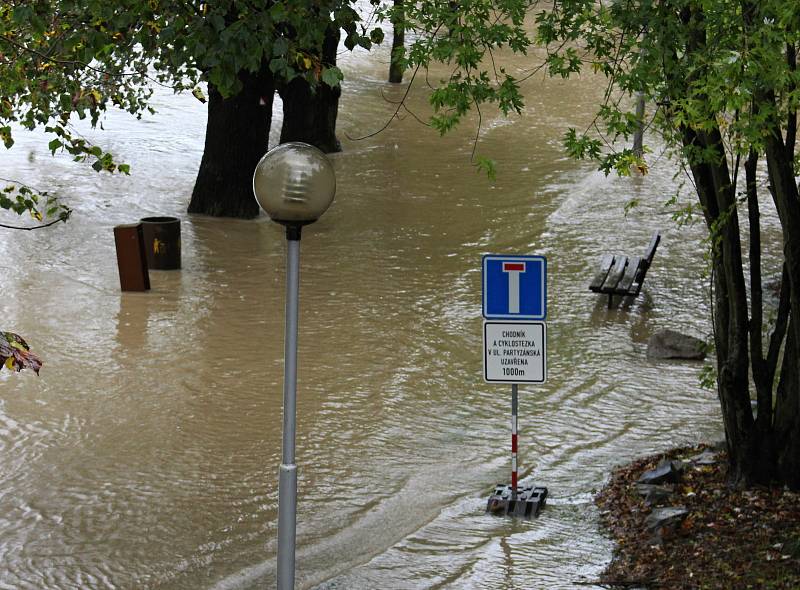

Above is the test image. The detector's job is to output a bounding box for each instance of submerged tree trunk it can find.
[279,26,342,153]
[389,0,405,83]
[632,92,645,157]
[189,67,275,218]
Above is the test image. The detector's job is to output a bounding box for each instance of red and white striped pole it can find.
[511,383,519,501]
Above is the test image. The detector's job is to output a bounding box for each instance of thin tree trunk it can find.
[774,324,800,489]
[632,92,645,157]
[189,67,275,218]
[745,149,779,483]
[746,150,769,426]
[675,4,760,487]
[389,0,405,83]
[763,123,800,490]
[765,133,800,348]
[683,126,755,486]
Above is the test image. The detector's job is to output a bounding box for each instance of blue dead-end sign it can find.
[482,255,547,320]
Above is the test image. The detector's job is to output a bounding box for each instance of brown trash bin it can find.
[114,223,150,291]
[140,216,181,270]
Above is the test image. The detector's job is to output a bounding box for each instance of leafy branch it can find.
[0,331,42,375]
[0,177,72,230]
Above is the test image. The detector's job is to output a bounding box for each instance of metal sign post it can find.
[482,255,549,519]
[511,383,518,502]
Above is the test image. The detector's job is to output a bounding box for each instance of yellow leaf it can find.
[7,337,27,351]
[4,357,14,370]
[191,87,206,104]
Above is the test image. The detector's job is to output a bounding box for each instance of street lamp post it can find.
[253,142,336,590]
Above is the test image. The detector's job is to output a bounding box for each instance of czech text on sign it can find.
[482,255,546,320]
[484,322,546,383]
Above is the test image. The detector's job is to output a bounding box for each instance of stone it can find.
[637,460,684,485]
[645,506,689,544]
[690,449,718,465]
[636,483,674,506]
[647,329,707,360]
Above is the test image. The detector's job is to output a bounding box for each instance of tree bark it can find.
[189,67,275,218]
[389,0,405,84]
[278,26,342,153]
[775,325,800,489]
[763,122,800,489]
[765,132,800,349]
[682,122,755,486]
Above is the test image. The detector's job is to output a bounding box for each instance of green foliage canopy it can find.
[387,0,531,136]
[396,0,798,177]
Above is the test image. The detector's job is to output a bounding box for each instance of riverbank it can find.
[595,443,800,589]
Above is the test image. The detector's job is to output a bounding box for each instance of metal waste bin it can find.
[140,216,181,270]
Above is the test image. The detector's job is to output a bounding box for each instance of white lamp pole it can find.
[253,142,336,590]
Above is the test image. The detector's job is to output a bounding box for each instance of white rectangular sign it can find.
[483,322,546,383]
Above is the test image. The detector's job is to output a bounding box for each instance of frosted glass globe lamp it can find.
[252,141,336,234]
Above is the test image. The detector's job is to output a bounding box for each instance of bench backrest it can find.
[643,232,661,268]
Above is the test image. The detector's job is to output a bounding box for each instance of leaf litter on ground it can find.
[595,443,800,589]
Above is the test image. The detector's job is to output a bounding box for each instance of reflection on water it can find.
[0,37,750,590]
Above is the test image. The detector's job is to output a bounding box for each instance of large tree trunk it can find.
[189,66,275,218]
[278,26,341,153]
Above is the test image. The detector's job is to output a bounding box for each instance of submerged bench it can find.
[589,231,661,307]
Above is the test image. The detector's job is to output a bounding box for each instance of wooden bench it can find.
[589,231,661,308]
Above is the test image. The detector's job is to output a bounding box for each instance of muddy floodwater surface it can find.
[3,34,773,590]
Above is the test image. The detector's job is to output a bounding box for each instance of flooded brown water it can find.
[0,35,759,590]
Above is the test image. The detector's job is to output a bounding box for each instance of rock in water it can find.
[647,329,706,360]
